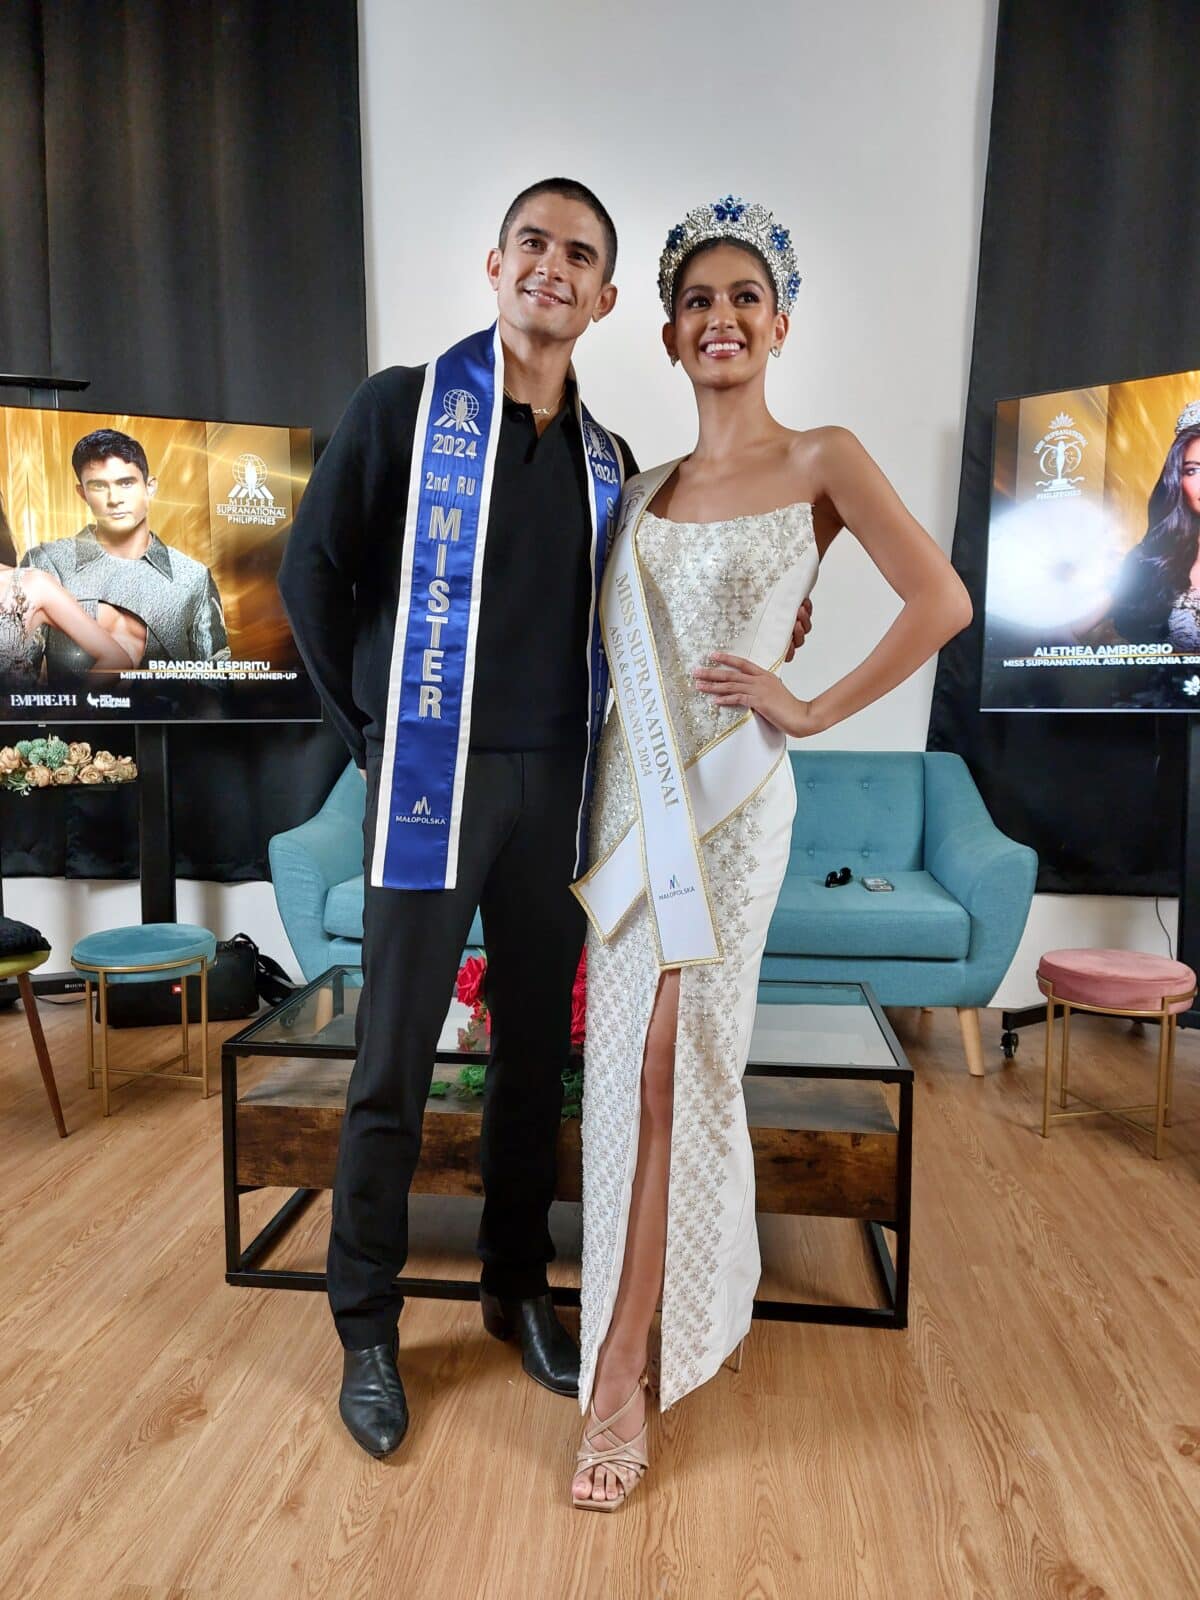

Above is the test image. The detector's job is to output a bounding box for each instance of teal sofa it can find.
[267,763,483,985]
[761,750,1037,1073]
[270,750,1036,1075]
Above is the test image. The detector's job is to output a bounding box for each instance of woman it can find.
[1108,405,1200,647]
[0,563,141,679]
[569,196,972,1510]
[0,490,145,676]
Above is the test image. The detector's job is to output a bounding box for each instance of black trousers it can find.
[327,747,587,1349]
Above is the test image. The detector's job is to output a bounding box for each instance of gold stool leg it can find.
[1165,1014,1176,1129]
[98,971,111,1118]
[84,979,95,1089]
[1153,1005,1171,1160]
[1059,1003,1072,1108]
[200,960,211,1099]
[1042,995,1056,1138]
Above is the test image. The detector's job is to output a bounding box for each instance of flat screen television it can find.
[983,366,1200,712]
[0,403,319,724]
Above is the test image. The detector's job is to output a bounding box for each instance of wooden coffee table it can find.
[222,969,912,1328]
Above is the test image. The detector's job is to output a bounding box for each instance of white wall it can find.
[362,0,996,762]
[17,0,1176,1011]
[7,876,295,980]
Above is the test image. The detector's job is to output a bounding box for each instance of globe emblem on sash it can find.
[436,388,482,435]
[584,421,613,461]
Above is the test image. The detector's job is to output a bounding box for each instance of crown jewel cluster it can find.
[657,195,801,318]
[1177,399,1200,433]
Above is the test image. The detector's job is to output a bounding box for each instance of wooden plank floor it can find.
[1,995,1198,1599]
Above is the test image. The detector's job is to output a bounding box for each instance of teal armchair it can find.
[271,751,1035,1075]
[269,762,483,984]
[760,750,1037,1075]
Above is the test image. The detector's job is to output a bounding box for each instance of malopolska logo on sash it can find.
[396,794,445,826]
[371,325,623,891]
[660,872,695,901]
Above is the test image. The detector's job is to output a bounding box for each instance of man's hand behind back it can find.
[785,596,814,663]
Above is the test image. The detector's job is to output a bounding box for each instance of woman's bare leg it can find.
[573,969,679,1505]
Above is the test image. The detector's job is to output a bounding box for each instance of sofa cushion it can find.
[788,750,926,874]
[324,875,365,939]
[765,870,970,961]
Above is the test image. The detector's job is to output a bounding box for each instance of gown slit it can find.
[578,489,819,1413]
[595,969,679,1371]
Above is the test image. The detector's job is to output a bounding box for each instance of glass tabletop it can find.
[229,965,365,1052]
[748,981,907,1076]
[231,967,910,1079]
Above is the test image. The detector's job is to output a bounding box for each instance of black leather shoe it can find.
[479,1290,580,1396]
[338,1335,409,1457]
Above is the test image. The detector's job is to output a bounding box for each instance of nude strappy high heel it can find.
[571,1375,650,1513]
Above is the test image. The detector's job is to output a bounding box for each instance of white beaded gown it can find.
[578,473,820,1413]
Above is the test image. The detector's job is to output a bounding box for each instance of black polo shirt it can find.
[279,364,634,768]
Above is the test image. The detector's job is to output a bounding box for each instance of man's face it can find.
[74,456,156,538]
[487,193,617,344]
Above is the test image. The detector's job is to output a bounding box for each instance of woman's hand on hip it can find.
[693,653,823,737]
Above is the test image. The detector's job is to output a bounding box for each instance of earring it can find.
[770,346,782,359]
[670,356,679,367]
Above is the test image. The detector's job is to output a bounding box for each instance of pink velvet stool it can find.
[1036,948,1196,1159]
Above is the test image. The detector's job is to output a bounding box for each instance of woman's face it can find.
[1182,437,1200,516]
[664,243,787,388]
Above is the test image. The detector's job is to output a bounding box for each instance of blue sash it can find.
[371,324,623,890]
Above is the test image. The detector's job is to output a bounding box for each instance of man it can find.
[279,178,812,1459]
[23,428,228,677]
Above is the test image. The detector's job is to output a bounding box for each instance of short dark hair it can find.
[72,428,150,484]
[498,178,618,283]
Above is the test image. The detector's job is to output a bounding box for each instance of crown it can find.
[1177,399,1200,433]
[1048,412,1075,431]
[657,195,801,319]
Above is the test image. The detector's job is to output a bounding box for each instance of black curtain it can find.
[0,0,364,881]
[928,0,1200,894]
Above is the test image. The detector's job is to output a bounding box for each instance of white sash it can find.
[572,463,793,967]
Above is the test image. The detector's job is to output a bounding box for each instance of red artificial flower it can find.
[456,954,487,1011]
[570,946,587,1049]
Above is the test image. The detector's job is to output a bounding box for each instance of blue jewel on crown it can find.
[657,194,802,317]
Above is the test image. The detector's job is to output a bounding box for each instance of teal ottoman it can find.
[71,923,218,1115]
